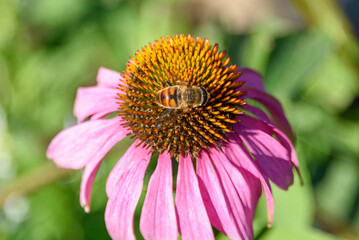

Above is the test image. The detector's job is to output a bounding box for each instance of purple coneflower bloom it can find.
[47,35,300,240]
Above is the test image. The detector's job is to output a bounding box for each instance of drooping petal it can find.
[235,116,294,189]
[238,67,265,92]
[241,114,300,176]
[197,150,244,240]
[47,116,127,169]
[96,67,123,88]
[175,155,214,240]
[210,147,261,240]
[222,134,274,227]
[74,86,120,123]
[80,161,101,213]
[271,126,302,184]
[105,141,151,240]
[79,128,128,212]
[140,153,177,240]
[243,88,295,142]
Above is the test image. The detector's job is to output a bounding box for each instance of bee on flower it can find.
[47,34,301,240]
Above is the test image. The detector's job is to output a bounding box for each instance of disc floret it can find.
[118,34,246,157]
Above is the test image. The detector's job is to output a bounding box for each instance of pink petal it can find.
[222,134,274,227]
[210,147,261,240]
[74,86,120,123]
[79,128,128,212]
[105,141,151,240]
[106,140,150,197]
[47,117,127,169]
[175,155,214,240]
[243,88,295,143]
[235,116,294,189]
[96,67,123,88]
[241,104,272,123]
[197,151,244,240]
[140,153,177,240]
[238,67,265,92]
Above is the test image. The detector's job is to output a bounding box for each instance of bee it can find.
[154,81,210,127]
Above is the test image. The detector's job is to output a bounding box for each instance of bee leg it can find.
[155,109,175,128]
[165,81,172,86]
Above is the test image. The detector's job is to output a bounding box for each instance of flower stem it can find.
[0,163,74,209]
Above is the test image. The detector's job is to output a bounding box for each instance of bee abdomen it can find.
[156,87,180,109]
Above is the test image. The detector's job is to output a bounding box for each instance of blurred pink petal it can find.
[79,128,129,212]
[175,155,214,240]
[140,153,177,240]
[97,67,123,88]
[74,87,119,123]
[105,141,151,240]
[236,115,294,189]
[222,133,274,227]
[197,150,244,240]
[244,88,295,143]
[210,147,261,240]
[47,116,126,169]
[238,67,265,92]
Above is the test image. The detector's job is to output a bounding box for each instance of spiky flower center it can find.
[118,35,246,157]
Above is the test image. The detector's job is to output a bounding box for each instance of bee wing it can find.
[154,109,177,128]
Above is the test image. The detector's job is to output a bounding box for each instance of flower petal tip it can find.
[81,195,91,213]
[82,203,90,213]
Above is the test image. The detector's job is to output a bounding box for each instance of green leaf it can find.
[0,0,17,49]
[303,54,358,113]
[265,31,333,99]
[26,0,89,28]
[316,158,359,220]
[240,27,275,74]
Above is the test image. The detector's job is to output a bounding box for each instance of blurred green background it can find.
[0,0,358,239]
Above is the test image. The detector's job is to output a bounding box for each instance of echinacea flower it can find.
[47,34,300,240]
